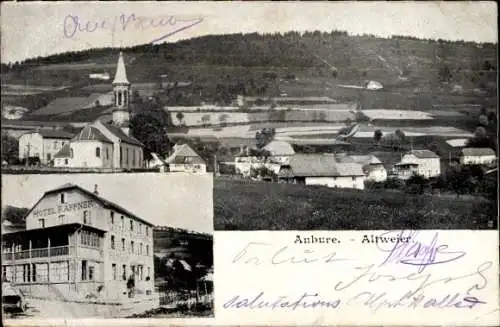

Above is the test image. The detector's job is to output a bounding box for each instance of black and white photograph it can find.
[1,173,213,320]
[0,1,498,324]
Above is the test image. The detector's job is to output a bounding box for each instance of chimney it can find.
[94,184,99,195]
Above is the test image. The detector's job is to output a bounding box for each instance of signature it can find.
[63,13,204,44]
[378,230,466,272]
[232,242,350,265]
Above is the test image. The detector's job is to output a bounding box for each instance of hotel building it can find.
[1,183,156,305]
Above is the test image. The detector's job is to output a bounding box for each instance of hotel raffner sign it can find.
[32,200,96,218]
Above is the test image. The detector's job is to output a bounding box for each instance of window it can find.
[146,226,149,236]
[131,241,134,254]
[121,216,124,229]
[81,260,88,281]
[122,265,127,280]
[112,264,117,280]
[47,153,51,161]
[81,231,100,248]
[83,210,91,225]
[126,148,129,164]
[121,238,125,251]
[64,159,68,165]
[132,149,136,166]
[139,266,143,280]
[70,148,74,158]
[106,148,109,160]
[38,219,45,228]
[131,265,135,277]
[120,147,123,164]
[110,211,115,225]
[110,235,115,249]
[88,266,94,281]
[147,267,151,279]
[23,264,31,283]
[31,264,37,282]
[146,244,149,256]
[60,193,66,204]
[118,91,122,106]
[96,147,101,158]
[58,215,65,224]
[130,220,134,231]
[140,243,143,255]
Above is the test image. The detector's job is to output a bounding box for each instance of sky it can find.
[1,173,214,234]
[1,1,497,63]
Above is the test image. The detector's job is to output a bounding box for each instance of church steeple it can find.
[112,51,129,86]
[112,52,132,135]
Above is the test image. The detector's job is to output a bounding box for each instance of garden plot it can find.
[362,109,434,120]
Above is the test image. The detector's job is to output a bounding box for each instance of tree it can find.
[373,130,383,143]
[1,133,18,164]
[255,128,276,148]
[2,206,29,226]
[218,114,229,127]
[201,114,211,127]
[176,112,185,126]
[438,65,452,82]
[405,173,428,194]
[130,112,172,162]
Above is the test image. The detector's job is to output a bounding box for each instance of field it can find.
[213,178,496,230]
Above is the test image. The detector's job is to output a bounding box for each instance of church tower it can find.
[112,51,131,135]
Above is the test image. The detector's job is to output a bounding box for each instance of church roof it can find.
[72,125,113,144]
[112,52,129,85]
[104,124,143,146]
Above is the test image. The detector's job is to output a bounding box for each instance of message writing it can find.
[216,230,499,325]
[32,201,95,218]
[63,13,204,45]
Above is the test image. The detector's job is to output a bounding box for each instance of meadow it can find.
[213,178,496,230]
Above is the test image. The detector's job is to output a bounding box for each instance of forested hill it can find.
[3,31,496,71]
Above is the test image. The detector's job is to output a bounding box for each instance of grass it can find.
[213,178,496,230]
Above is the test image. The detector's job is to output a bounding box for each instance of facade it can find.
[336,154,388,182]
[278,154,365,190]
[460,148,496,165]
[18,130,75,165]
[393,149,441,179]
[53,52,144,169]
[1,183,156,304]
[166,144,207,173]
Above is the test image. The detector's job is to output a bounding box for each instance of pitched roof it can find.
[112,52,129,85]
[408,149,440,159]
[462,147,496,156]
[166,144,206,165]
[349,155,383,165]
[41,183,154,226]
[104,124,143,146]
[53,143,71,158]
[283,154,364,177]
[72,125,113,143]
[263,140,295,156]
[23,129,75,139]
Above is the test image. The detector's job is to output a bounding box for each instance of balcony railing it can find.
[2,246,70,261]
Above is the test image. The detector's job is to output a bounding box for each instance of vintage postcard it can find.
[1,1,498,326]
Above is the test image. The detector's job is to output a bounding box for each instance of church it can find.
[53,52,144,169]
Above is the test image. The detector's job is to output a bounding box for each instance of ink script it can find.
[63,13,204,45]
[217,231,498,325]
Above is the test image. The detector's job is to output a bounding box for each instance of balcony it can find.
[2,246,71,262]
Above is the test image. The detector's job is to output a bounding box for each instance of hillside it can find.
[1,31,497,118]
[213,178,496,230]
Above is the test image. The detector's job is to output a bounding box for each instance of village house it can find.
[165,144,207,173]
[53,52,144,169]
[336,154,388,182]
[234,141,295,176]
[18,130,75,165]
[460,148,497,165]
[278,154,365,190]
[392,149,441,179]
[1,183,157,309]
